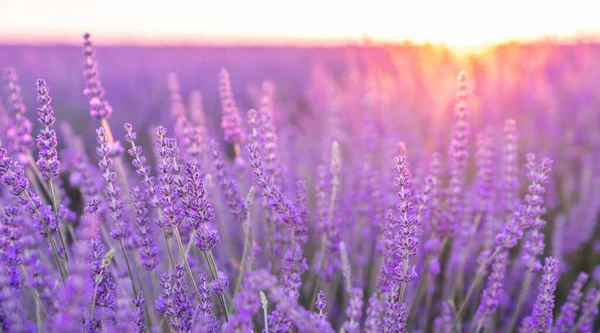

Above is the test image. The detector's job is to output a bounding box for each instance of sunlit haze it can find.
[2,0,600,47]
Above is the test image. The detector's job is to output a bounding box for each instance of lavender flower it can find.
[218,68,244,145]
[474,251,509,326]
[130,186,158,271]
[212,271,229,295]
[196,272,219,332]
[315,290,327,318]
[554,272,588,333]
[342,288,364,333]
[35,79,60,180]
[96,127,129,240]
[383,300,407,333]
[522,257,559,332]
[82,33,113,119]
[158,265,194,333]
[446,71,470,236]
[155,126,184,231]
[578,287,600,332]
[133,292,146,333]
[501,119,519,215]
[364,293,383,333]
[4,68,33,157]
[209,140,247,224]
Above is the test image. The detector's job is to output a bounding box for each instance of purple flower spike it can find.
[157,264,194,333]
[96,127,130,240]
[35,79,60,180]
[196,272,219,331]
[218,68,244,145]
[365,293,383,333]
[133,292,146,333]
[554,272,589,333]
[446,71,470,236]
[522,257,559,332]
[315,290,326,316]
[212,271,229,295]
[130,186,158,271]
[343,288,364,333]
[4,68,33,156]
[82,33,113,120]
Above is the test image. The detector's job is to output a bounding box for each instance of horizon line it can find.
[1,31,600,50]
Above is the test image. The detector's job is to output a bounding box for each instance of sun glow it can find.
[1,0,600,47]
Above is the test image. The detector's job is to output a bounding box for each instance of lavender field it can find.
[1,34,600,333]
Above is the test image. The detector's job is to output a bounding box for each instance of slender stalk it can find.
[568,291,600,333]
[49,180,69,264]
[184,232,196,256]
[267,217,275,274]
[309,275,322,311]
[397,258,409,303]
[20,265,48,317]
[203,250,229,321]
[161,228,175,271]
[35,299,42,333]
[505,261,534,333]
[408,256,431,322]
[118,239,138,297]
[233,230,250,302]
[67,225,77,243]
[423,283,435,333]
[233,187,255,304]
[260,291,269,333]
[24,191,67,282]
[450,248,502,332]
[173,227,201,298]
[150,271,160,299]
[310,169,339,310]
[450,213,483,299]
[90,281,100,319]
[26,153,51,196]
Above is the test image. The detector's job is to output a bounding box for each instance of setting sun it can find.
[2,0,600,47]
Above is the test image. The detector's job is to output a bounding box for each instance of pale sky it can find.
[1,0,599,47]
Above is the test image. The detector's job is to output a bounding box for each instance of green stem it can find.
[35,299,42,333]
[162,228,175,271]
[203,250,229,321]
[396,258,409,303]
[90,282,99,319]
[568,291,600,333]
[49,180,69,264]
[233,229,250,303]
[408,256,430,322]
[26,153,51,197]
[150,271,160,300]
[450,213,483,300]
[505,263,534,333]
[173,227,201,299]
[100,119,134,209]
[20,265,48,317]
[450,248,501,332]
[310,176,339,310]
[118,239,138,297]
[24,191,67,282]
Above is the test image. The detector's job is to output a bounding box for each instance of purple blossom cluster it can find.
[1,33,600,333]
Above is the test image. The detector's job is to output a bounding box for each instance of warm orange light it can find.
[1,0,599,46]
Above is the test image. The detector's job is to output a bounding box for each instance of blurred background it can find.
[2,0,600,152]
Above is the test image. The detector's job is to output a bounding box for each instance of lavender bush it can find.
[0,33,599,333]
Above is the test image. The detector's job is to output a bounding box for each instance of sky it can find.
[1,0,600,47]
